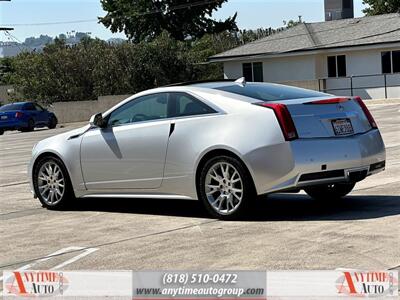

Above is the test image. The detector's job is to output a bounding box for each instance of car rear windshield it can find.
[0,103,24,111]
[215,83,327,101]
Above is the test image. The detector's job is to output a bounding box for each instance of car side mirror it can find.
[89,113,105,128]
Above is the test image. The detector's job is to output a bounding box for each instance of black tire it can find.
[0,129,4,135]
[198,155,255,220]
[304,182,356,201]
[21,118,34,132]
[48,116,57,129]
[33,156,75,209]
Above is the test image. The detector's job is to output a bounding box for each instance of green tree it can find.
[187,32,239,80]
[0,57,15,85]
[283,16,303,28]
[363,0,400,15]
[11,34,196,103]
[13,38,106,103]
[99,0,237,43]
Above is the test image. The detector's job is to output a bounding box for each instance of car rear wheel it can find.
[48,116,57,129]
[21,118,34,132]
[33,156,74,209]
[304,182,356,201]
[198,156,255,220]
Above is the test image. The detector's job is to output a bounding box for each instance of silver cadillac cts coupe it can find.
[29,79,386,219]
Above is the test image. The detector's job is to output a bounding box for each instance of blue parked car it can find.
[0,102,58,135]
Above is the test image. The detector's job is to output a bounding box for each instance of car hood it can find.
[33,124,91,151]
[54,124,91,141]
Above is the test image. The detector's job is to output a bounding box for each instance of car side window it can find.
[24,103,35,111]
[34,104,44,111]
[107,93,168,127]
[169,92,216,117]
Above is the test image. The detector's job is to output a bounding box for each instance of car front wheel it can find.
[198,156,255,220]
[48,116,57,129]
[33,156,74,209]
[304,182,356,201]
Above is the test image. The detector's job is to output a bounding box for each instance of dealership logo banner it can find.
[266,271,398,298]
[2,270,132,298]
[1,270,398,299]
[132,271,266,299]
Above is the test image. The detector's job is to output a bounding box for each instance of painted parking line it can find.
[52,247,98,270]
[0,181,29,188]
[0,246,98,282]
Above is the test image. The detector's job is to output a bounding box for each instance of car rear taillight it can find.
[353,96,377,128]
[254,103,298,141]
[15,112,24,118]
[306,97,350,104]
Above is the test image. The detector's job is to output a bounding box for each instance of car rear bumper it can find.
[249,129,386,195]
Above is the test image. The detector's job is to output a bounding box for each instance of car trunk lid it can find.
[281,97,373,139]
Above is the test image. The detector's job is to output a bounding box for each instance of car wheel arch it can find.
[195,148,257,197]
[32,152,73,188]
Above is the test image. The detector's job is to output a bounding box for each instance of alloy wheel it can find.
[205,162,243,215]
[37,161,65,205]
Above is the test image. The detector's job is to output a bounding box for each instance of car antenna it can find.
[234,77,246,87]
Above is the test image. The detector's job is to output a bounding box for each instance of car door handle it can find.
[169,123,175,137]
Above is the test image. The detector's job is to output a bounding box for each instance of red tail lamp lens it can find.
[353,96,377,128]
[255,103,298,141]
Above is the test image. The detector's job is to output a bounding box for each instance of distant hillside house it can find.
[209,13,400,99]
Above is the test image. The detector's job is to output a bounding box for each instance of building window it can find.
[337,55,347,77]
[394,51,400,73]
[327,55,347,78]
[327,56,337,77]
[242,62,263,82]
[242,63,253,81]
[382,50,400,74]
[343,0,352,9]
[253,62,263,82]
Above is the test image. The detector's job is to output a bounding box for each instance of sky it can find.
[0,0,366,43]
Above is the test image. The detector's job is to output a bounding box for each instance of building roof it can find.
[210,13,400,61]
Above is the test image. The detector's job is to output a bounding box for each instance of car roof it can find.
[3,101,31,105]
[166,79,235,87]
[167,80,299,90]
[189,81,262,88]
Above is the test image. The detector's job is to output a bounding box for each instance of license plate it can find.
[0,115,7,120]
[332,118,354,136]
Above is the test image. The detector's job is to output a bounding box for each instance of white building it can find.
[209,13,400,99]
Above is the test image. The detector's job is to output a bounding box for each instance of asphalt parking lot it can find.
[0,104,399,278]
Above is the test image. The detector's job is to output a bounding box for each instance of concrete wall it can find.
[279,80,320,91]
[52,94,131,123]
[263,55,317,81]
[223,61,243,79]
